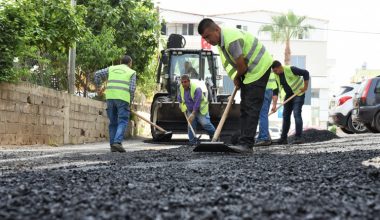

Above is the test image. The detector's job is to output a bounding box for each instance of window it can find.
[236,25,248,31]
[375,80,380,93]
[298,32,310,40]
[166,23,196,36]
[338,86,354,95]
[182,24,194,36]
[188,24,194,35]
[291,56,306,69]
[161,23,167,35]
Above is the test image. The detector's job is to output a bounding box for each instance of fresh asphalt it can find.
[0,133,379,219]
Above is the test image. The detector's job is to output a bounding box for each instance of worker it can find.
[271,60,310,145]
[255,72,279,146]
[198,18,273,152]
[178,74,215,145]
[94,55,136,153]
[184,61,199,79]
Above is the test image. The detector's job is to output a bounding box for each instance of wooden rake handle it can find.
[212,86,238,142]
[184,112,197,137]
[131,110,167,132]
[268,92,301,116]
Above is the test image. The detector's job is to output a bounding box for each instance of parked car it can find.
[352,76,380,133]
[329,83,367,134]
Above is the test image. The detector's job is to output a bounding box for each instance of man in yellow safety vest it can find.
[178,74,215,145]
[271,60,310,145]
[198,18,273,152]
[94,55,136,153]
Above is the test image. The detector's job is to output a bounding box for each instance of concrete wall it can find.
[0,82,109,145]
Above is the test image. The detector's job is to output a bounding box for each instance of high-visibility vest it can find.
[274,66,305,97]
[217,27,273,84]
[179,83,209,115]
[105,64,135,103]
[266,72,278,90]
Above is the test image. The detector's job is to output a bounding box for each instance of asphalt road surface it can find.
[1,134,380,220]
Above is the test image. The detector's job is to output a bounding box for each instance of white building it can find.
[159,8,331,128]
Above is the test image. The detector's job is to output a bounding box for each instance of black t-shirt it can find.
[276,66,310,96]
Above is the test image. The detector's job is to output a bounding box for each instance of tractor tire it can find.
[340,127,354,134]
[150,96,172,142]
[347,115,368,134]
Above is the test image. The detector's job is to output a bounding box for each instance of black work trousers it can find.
[238,68,271,146]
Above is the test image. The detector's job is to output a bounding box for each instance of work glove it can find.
[188,112,196,123]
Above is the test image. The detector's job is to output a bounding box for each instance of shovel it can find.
[131,110,173,141]
[193,86,239,152]
[184,112,202,145]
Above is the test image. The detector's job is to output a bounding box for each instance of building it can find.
[351,68,380,83]
[159,8,331,128]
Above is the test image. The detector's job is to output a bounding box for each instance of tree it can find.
[76,28,125,97]
[0,1,28,82]
[259,11,314,65]
[77,0,161,97]
[0,0,87,88]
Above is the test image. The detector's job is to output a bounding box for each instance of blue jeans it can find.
[257,89,273,141]
[187,111,215,144]
[106,99,130,145]
[281,94,305,139]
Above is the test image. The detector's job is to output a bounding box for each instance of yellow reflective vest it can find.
[105,64,135,103]
[217,27,273,84]
[179,83,209,115]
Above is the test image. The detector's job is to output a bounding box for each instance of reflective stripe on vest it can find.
[105,64,135,103]
[218,27,273,84]
[179,83,209,115]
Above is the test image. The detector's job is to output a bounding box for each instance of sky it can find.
[155,0,380,88]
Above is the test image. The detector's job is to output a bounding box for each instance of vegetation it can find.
[0,0,160,98]
[259,11,314,65]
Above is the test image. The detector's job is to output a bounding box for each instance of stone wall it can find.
[0,82,109,145]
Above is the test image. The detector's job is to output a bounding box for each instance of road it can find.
[0,133,380,219]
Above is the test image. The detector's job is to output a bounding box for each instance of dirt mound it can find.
[289,128,339,143]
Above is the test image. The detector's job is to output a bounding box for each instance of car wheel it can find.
[364,123,379,133]
[374,112,380,133]
[340,127,354,134]
[347,115,368,133]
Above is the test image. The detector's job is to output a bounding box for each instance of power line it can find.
[210,16,380,35]
[159,9,380,35]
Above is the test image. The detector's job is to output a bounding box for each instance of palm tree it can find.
[259,11,314,65]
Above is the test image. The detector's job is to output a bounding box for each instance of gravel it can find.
[0,137,380,220]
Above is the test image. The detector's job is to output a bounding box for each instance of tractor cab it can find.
[150,35,240,142]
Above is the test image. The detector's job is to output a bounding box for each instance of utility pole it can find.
[67,0,77,94]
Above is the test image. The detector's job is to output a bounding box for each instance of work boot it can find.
[273,138,288,145]
[229,144,253,153]
[110,143,126,153]
[292,137,304,144]
[255,139,272,146]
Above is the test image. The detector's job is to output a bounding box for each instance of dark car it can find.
[352,76,380,133]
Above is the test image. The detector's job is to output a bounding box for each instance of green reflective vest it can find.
[179,83,209,115]
[217,27,273,84]
[274,66,305,97]
[266,72,278,90]
[105,64,135,103]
